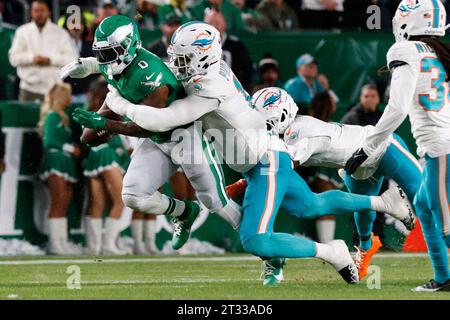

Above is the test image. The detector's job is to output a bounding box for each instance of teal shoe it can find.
[171,201,200,250]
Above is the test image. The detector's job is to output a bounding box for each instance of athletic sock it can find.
[314,242,333,261]
[359,234,372,251]
[370,196,386,212]
[131,219,144,248]
[316,219,335,243]
[163,198,186,218]
[215,199,242,229]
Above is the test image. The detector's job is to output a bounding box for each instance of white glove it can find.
[105,86,130,116]
[60,57,100,80]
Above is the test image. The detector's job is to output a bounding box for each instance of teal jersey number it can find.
[418,57,446,112]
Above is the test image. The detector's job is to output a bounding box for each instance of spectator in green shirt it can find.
[158,0,193,24]
[190,0,246,31]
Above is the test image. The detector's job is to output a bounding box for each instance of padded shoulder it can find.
[386,41,422,70]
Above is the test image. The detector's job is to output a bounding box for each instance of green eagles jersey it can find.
[99,48,186,142]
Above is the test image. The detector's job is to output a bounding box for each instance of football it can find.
[81,101,123,146]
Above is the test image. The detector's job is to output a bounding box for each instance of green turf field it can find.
[0,253,449,300]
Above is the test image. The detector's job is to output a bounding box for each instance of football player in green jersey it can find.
[62,15,242,250]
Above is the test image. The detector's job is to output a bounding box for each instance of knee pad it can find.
[241,233,273,257]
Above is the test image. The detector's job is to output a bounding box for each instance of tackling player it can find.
[83,21,416,285]
[345,0,450,292]
[244,87,449,289]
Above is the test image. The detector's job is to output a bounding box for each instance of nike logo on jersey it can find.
[141,72,162,87]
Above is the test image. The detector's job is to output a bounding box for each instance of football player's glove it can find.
[72,108,106,130]
[345,148,368,175]
[61,57,100,80]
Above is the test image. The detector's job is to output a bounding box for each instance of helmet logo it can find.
[398,0,421,17]
[191,32,215,52]
[262,90,282,109]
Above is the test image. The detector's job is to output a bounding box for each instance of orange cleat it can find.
[226,179,248,199]
[354,233,382,280]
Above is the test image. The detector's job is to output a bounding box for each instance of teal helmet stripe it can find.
[432,0,440,28]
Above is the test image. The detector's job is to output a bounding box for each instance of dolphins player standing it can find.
[345,0,450,291]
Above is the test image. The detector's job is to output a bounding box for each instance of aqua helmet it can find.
[93,15,141,78]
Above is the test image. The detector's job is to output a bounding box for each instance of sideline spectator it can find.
[231,0,272,32]
[158,0,192,24]
[300,0,344,29]
[147,14,182,61]
[39,83,82,255]
[83,78,127,256]
[137,0,165,30]
[252,56,281,94]
[89,0,120,42]
[284,53,335,114]
[308,92,341,244]
[62,14,95,104]
[191,0,246,32]
[8,0,78,102]
[0,0,26,26]
[341,83,382,126]
[205,9,254,91]
[256,0,299,31]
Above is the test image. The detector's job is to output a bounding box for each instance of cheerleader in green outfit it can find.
[40,84,82,255]
[83,79,127,255]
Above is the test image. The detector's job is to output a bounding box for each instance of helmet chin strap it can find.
[445,23,450,30]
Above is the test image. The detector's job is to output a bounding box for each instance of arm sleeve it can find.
[8,29,34,67]
[363,65,418,154]
[125,94,220,132]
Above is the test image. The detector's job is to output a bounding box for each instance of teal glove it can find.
[72,108,106,130]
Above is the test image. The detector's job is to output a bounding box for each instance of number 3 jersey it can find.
[386,40,450,158]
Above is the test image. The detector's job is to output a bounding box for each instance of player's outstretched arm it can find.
[60,57,100,80]
[106,91,219,132]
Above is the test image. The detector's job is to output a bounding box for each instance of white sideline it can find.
[0,252,439,266]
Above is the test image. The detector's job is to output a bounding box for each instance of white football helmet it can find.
[393,0,446,42]
[167,21,222,81]
[252,87,298,135]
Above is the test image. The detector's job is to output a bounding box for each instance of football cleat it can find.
[171,201,200,250]
[226,179,248,199]
[325,240,359,284]
[380,186,415,231]
[261,258,285,286]
[354,233,382,280]
[411,279,450,292]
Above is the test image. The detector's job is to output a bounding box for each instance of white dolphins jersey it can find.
[365,41,450,158]
[284,116,392,179]
[182,60,269,173]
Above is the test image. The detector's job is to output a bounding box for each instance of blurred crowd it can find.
[4,0,450,33]
[0,0,399,254]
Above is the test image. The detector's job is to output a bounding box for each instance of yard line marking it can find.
[0,252,443,266]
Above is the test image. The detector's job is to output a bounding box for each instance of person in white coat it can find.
[8,0,78,102]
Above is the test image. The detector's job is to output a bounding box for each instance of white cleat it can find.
[324,240,359,284]
[380,186,415,231]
